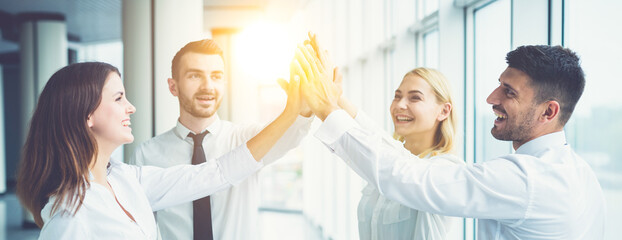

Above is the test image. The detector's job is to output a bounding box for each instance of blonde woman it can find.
[293,33,462,238]
[340,68,462,239]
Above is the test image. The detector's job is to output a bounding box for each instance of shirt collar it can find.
[515,131,567,155]
[173,114,222,140]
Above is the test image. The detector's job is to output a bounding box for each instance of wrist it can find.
[317,104,339,121]
[337,97,347,108]
[283,105,300,118]
[338,97,358,118]
[300,111,313,118]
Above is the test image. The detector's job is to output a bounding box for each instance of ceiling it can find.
[0,0,283,55]
[0,0,121,44]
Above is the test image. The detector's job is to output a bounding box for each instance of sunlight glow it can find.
[233,22,295,85]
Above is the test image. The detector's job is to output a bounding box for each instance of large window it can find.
[269,0,622,239]
[299,0,445,239]
[473,0,512,164]
[420,0,439,20]
[423,29,439,68]
[465,1,513,238]
[564,1,622,239]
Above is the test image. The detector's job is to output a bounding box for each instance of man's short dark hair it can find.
[171,39,224,80]
[506,45,585,126]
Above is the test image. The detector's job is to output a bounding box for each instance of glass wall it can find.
[294,0,456,239]
[252,0,622,239]
[564,1,622,239]
[473,0,513,163]
[423,29,439,68]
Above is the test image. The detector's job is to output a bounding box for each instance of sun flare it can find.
[233,22,295,85]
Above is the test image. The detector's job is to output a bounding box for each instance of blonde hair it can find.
[393,67,457,158]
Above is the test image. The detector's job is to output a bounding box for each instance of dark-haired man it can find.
[300,43,605,239]
[131,39,313,240]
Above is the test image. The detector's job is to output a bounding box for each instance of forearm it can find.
[338,97,358,118]
[316,111,530,218]
[247,108,299,161]
[141,144,263,210]
[315,104,339,121]
[317,116,460,215]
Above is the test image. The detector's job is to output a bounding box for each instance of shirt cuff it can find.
[217,144,264,185]
[354,111,375,128]
[293,114,315,129]
[314,109,358,146]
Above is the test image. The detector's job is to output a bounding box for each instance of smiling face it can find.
[170,52,225,119]
[88,72,136,150]
[486,67,540,144]
[390,74,447,139]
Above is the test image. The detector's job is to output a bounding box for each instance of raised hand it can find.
[278,75,312,117]
[276,76,302,117]
[292,41,340,121]
[306,32,331,74]
[332,66,343,99]
[303,33,358,119]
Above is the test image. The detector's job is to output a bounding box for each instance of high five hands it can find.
[278,32,354,121]
[290,32,342,120]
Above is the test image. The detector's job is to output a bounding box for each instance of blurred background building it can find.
[0,0,620,239]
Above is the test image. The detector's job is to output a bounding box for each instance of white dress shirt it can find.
[351,112,462,240]
[38,144,262,239]
[131,114,312,240]
[316,110,606,240]
[358,156,462,240]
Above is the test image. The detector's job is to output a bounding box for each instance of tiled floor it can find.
[0,192,326,240]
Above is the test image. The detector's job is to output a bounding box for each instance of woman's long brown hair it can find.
[16,62,120,227]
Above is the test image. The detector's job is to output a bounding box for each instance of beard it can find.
[178,91,221,118]
[491,108,537,143]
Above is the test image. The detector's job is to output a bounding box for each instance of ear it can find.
[437,102,452,122]
[168,78,179,97]
[539,100,560,123]
[87,115,94,128]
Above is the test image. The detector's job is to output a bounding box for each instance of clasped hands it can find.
[278,32,344,121]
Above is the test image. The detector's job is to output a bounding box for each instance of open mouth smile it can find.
[395,114,414,123]
[196,95,215,103]
[492,106,507,124]
[122,119,131,127]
